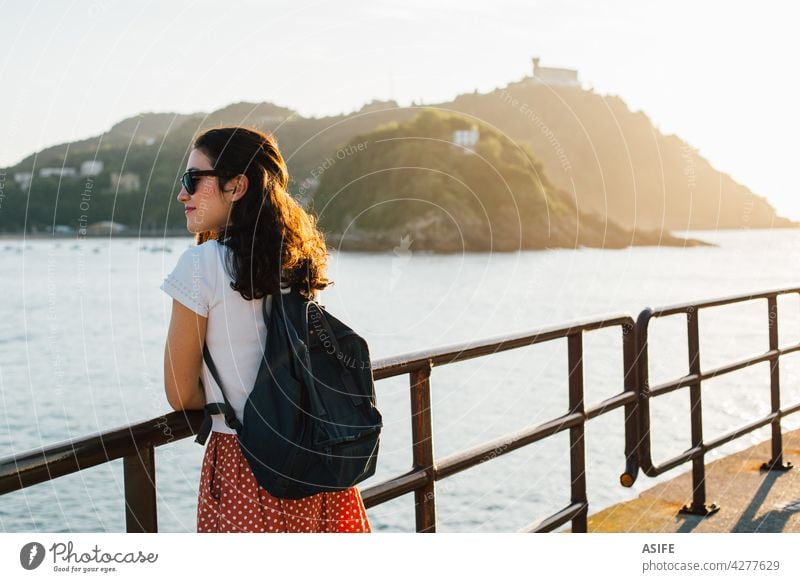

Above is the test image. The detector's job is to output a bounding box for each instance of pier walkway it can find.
[586,428,800,532]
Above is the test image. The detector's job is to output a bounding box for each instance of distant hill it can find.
[313,109,708,251]
[12,112,197,169]
[1,77,792,236]
[441,79,794,230]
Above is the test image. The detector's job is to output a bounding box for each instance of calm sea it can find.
[2,228,800,532]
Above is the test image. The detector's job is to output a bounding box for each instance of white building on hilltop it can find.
[14,172,33,189]
[80,160,104,176]
[40,167,77,178]
[528,57,580,88]
[452,127,480,154]
[111,172,141,192]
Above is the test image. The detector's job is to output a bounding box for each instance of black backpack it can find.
[194,286,382,499]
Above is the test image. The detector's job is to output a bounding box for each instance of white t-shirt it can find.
[160,239,291,435]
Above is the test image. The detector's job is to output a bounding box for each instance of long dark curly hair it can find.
[192,126,332,301]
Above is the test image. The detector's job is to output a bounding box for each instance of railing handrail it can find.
[371,312,632,378]
[643,284,800,317]
[635,287,800,515]
[0,412,202,494]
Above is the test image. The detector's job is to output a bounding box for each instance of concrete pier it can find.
[586,428,800,532]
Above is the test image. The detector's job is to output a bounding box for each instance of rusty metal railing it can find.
[0,314,639,533]
[362,314,639,533]
[635,286,800,515]
[3,285,800,532]
[0,412,203,533]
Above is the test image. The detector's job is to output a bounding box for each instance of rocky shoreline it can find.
[1,227,713,250]
[324,222,714,253]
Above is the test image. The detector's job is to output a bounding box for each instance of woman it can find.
[160,126,372,533]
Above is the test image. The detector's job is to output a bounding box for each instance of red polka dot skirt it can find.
[197,431,372,533]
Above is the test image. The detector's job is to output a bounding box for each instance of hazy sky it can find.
[3,0,799,219]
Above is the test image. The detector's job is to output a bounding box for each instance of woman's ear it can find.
[229,175,249,202]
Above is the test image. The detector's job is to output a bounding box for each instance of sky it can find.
[3,0,799,219]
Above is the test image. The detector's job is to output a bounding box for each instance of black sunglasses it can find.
[181,169,237,195]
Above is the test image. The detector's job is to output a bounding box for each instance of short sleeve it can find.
[160,241,219,317]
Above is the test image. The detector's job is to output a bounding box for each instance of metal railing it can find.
[361,314,638,533]
[635,286,800,515]
[2,286,799,532]
[0,315,638,533]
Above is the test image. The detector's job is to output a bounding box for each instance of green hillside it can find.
[312,109,707,251]
[0,79,791,237]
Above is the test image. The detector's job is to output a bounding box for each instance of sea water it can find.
[2,228,800,532]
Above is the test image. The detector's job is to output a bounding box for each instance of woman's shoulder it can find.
[161,240,221,315]
[182,238,295,294]
[175,238,223,261]
[167,239,224,283]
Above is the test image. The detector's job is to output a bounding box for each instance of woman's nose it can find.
[177,188,190,202]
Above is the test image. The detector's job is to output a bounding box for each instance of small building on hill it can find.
[527,57,580,88]
[80,161,104,176]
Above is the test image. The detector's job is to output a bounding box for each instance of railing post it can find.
[124,445,158,533]
[763,295,793,471]
[681,307,719,516]
[620,320,640,487]
[567,332,588,532]
[410,361,436,532]
[635,308,657,478]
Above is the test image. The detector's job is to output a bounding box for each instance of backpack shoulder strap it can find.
[194,342,243,444]
[306,301,364,407]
